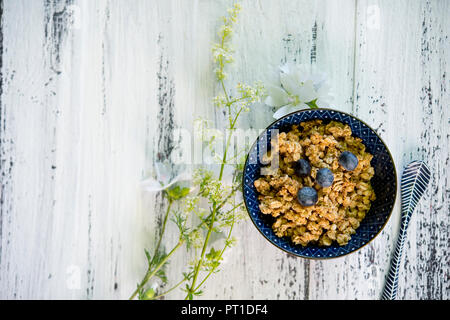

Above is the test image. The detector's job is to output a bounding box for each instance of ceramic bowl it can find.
[242,108,397,259]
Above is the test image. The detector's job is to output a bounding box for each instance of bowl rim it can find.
[242,107,398,260]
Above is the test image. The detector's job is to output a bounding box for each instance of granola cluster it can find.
[254,120,376,246]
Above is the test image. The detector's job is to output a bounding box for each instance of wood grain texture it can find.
[0,0,448,300]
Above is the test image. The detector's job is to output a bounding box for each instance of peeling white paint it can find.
[0,0,448,300]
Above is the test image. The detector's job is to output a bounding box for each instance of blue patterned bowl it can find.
[242,108,397,259]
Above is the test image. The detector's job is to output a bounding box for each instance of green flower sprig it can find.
[130,3,264,300]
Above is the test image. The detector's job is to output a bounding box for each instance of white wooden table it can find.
[0,0,448,300]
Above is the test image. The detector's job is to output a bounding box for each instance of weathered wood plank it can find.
[0,0,60,299]
[0,0,162,299]
[0,0,447,300]
[404,0,449,300]
[351,0,449,300]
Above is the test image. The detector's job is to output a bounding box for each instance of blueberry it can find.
[316,168,334,187]
[339,151,359,171]
[294,159,311,177]
[297,187,318,207]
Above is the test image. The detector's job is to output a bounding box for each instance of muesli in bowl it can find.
[253,120,376,247]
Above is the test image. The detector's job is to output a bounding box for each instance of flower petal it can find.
[141,173,189,192]
[150,281,160,291]
[296,64,312,83]
[316,83,333,106]
[154,161,173,185]
[281,63,309,82]
[317,82,331,96]
[141,178,165,192]
[279,62,296,74]
[310,72,327,88]
[176,170,192,182]
[297,103,310,110]
[296,80,318,103]
[315,99,330,108]
[273,104,297,119]
[142,162,192,192]
[264,85,289,107]
[280,71,300,94]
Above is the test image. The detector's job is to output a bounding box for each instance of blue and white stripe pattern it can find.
[381,160,431,300]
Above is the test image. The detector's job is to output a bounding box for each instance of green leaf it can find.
[144,249,151,263]
[206,247,221,261]
[166,185,191,200]
[151,250,168,267]
[183,284,194,300]
[179,187,190,198]
[194,290,204,296]
[166,185,179,199]
[156,268,168,284]
[306,99,318,109]
[225,237,237,247]
[182,271,193,281]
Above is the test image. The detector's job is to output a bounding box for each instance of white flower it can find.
[141,161,191,192]
[315,82,333,107]
[265,63,333,119]
[150,280,160,291]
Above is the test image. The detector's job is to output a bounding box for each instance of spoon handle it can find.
[381,160,430,300]
[381,221,409,300]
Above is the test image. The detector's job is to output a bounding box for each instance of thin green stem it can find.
[223,149,245,163]
[183,11,245,300]
[152,277,187,300]
[190,191,238,234]
[150,199,173,268]
[231,105,245,128]
[218,28,230,102]
[130,240,184,300]
[184,105,238,299]
[221,80,230,105]
[222,201,243,217]
[185,106,234,298]
[130,198,174,300]
[185,201,219,299]
[218,103,246,177]
[132,4,254,302]
[193,217,236,292]
[218,125,234,181]
[227,96,247,106]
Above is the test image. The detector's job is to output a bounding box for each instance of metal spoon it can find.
[381,160,431,300]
